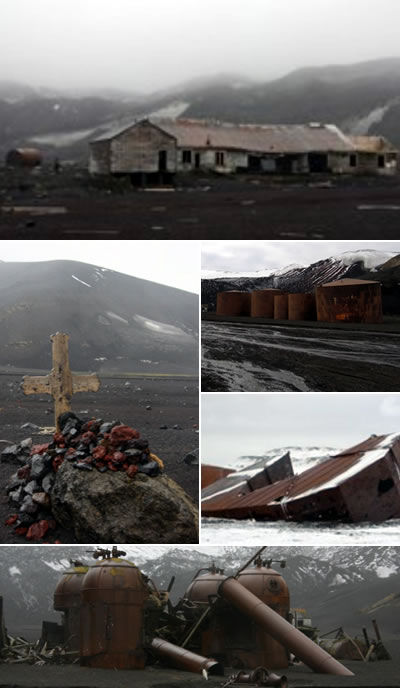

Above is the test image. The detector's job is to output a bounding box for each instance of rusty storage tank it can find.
[274,294,288,320]
[216,291,251,316]
[54,562,89,652]
[5,148,42,167]
[315,279,383,324]
[80,557,150,669]
[186,561,290,669]
[251,290,284,318]
[288,294,316,321]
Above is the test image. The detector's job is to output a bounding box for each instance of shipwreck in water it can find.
[202,434,400,523]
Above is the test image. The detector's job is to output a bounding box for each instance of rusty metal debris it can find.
[0,635,78,665]
[221,667,288,687]
[202,434,400,523]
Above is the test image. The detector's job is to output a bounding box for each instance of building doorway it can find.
[195,153,201,169]
[308,153,328,173]
[158,150,167,172]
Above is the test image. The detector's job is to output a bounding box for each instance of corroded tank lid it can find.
[185,568,226,603]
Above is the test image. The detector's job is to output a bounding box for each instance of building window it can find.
[182,150,192,164]
[215,151,225,166]
[378,155,385,168]
[350,154,357,167]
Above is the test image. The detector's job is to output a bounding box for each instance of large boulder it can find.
[50,462,198,544]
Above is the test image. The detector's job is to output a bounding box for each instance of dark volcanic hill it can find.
[0,260,198,373]
[2,57,400,160]
[1,546,399,641]
[202,250,400,314]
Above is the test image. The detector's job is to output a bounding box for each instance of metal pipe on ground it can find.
[218,578,353,676]
[150,637,224,676]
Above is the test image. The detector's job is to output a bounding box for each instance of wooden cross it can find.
[22,333,100,431]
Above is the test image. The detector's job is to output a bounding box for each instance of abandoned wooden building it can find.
[89,118,398,181]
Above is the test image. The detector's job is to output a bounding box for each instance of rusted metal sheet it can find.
[80,558,149,669]
[229,668,288,687]
[202,453,294,509]
[216,291,251,316]
[274,294,289,320]
[202,464,236,489]
[150,637,223,675]
[53,563,89,652]
[202,434,400,523]
[316,279,383,324]
[218,577,353,676]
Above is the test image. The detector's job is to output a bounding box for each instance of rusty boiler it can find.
[184,561,290,670]
[288,293,316,321]
[80,556,149,669]
[315,279,383,324]
[274,294,289,320]
[53,561,89,652]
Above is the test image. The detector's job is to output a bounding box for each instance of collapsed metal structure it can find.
[202,434,400,523]
[46,547,355,680]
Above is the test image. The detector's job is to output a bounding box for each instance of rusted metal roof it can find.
[93,118,357,154]
[202,434,400,520]
[159,119,355,153]
[321,278,381,288]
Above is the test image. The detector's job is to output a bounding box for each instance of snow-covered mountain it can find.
[1,546,399,640]
[201,250,400,311]
[231,446,339,474]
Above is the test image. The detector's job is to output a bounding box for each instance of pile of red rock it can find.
[2,413,164,541]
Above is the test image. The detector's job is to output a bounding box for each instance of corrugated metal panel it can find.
[93,118,356,153]
[202,435,400,517]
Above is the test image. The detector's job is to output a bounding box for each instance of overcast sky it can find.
[202,394,400,465]
[1,240,200,294]
[202,241,400,273]
[1,0,399,92]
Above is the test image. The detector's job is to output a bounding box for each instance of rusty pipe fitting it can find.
[150,637,223,675]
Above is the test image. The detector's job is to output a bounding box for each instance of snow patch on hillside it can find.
[336,250,398,270]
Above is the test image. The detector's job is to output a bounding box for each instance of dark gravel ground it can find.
[1,648,400,688]
[201,320,400,392]
[0,374,199,544]
[2,169,400,239]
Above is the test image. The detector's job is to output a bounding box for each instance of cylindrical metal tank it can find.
[54,563,89,651]
[5,148,42,167]
[274,294,288,320]
[80,557,149,669]
[190,563,291,670]
[288,294,316,321]
[251,290,284,318]
[216,291,251,316]
[185,569,227,604]
[315,279,383,324]
[231,564,290,669]
[219,577,353,676]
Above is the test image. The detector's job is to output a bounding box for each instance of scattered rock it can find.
[160,424,168,430]
[146,405,152,411]
[183,448,199,465]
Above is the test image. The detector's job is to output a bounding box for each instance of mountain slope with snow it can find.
[202,249,400,312]
[1,546,399,640]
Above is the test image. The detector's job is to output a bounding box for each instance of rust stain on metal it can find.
[202,434,400,523]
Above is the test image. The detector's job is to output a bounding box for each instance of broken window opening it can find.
[215,151,225,167]
[350,154,357,167]
[378,478,394,495]
[182,150,192,164]
[378,155,385,168]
